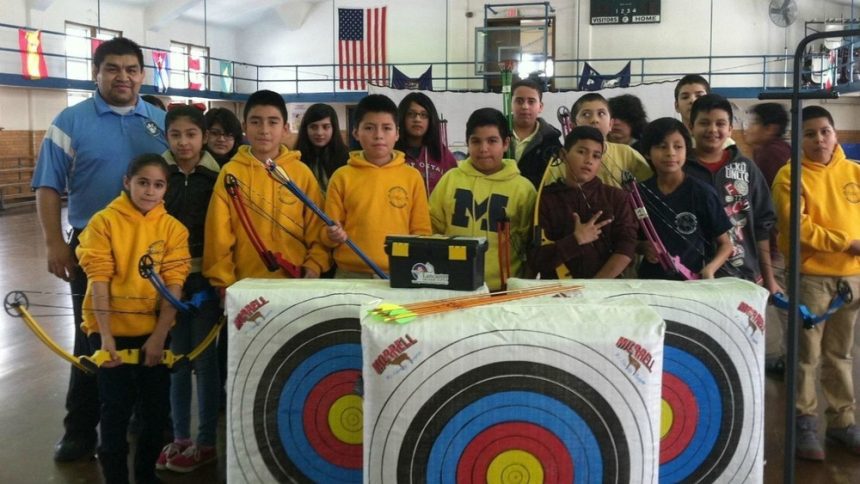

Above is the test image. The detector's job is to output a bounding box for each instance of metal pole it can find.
[445,0,449,90]
[759,28,859,484]
[708,0,713,84]
[333,0,337,93]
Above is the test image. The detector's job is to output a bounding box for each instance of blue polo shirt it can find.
[32,90,168,229]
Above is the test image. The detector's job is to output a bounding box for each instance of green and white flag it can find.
[220,60,233,93]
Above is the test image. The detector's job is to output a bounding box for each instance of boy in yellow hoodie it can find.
[772,106,860,460]
[323,94,432,277]
[203,90,330,290]
[430,107,537,291]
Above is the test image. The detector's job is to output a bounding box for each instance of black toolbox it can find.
[384,235,488,290]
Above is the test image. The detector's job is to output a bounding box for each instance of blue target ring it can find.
[657,320,744,483]
[660,346,722,481]
[427,391,601,483]
[252,317,363,482]
[278,343,362,483]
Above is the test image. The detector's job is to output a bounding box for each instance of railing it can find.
[0,21,855,101]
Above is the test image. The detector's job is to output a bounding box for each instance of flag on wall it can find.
[152,50,170,92]
[391,66,432,90]
[220,60,233,93]
[91,38,104,56]
[18,29,48,80]
[188,55,204,90]
[338,6,387,90]
[578,61,631,91]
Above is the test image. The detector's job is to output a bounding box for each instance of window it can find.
[67,91,91,108]
[170,41,209,90]
[64,22,121,81]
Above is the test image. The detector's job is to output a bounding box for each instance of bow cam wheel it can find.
[4,291,29,317]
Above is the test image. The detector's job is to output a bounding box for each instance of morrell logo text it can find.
[372,334,418,374]
[616,336,655,374]
[233,296,270,330]
[738,301,764,335]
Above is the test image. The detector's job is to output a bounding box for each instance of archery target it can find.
[363,301,665,484]
[226,279,483,483]
[507,278,767,484]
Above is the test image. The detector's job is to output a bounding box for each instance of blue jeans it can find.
[169,294,221,446]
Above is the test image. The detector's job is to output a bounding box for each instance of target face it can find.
[227,280,480,484]
[365,304,665,484]
[230,298,366,483]
[503,278,766,483]
[603,294,760,483]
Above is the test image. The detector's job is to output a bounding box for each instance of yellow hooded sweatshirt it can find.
[772,144,860,276]
[430,158,537,291]
[322,150,431,273]
[77,191,190,336]
[203,145,330,287]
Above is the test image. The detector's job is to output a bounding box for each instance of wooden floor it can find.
[0,205,858,484]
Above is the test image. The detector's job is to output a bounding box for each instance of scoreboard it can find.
[591,0,661,25]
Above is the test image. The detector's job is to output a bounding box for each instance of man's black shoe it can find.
[53,435,96,462]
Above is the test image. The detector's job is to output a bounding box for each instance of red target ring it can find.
[303,370,363,469]
[660,372,698,464]
[457,422,574,483]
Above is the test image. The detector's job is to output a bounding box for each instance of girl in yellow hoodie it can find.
[430,108,537,291]
[76,154,190,483]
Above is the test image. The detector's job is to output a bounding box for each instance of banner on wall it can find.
[391,66,432,90]
[338,6,388,90]
[18,29,48,80]
[220,60,233,93]
[152,50,170,93]
[578,61,632,91]
[90,38,104,56]
[507,277,768,484]
[188,55,204,90]
[368,82,675,150]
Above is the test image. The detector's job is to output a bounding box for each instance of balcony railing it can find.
[0,22,855,101]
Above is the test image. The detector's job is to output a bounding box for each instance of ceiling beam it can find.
[145,0,199,32]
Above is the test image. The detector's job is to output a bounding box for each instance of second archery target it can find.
[508,277,768,484]
[225,279,482,484]
[362,301,666,483]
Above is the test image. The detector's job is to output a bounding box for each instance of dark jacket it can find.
[514,118,562,189]
[163,151,220,261]
[531,177,638,279]
[686,145,775,282]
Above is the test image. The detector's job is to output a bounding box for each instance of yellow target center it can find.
[661,399,674,439]
[327,394,363,445]
[487,450,544,484]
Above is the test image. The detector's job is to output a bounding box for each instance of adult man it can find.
[509,79,562,188]
[31,37,168,462]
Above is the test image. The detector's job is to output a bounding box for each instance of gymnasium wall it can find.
[1,0,860,155]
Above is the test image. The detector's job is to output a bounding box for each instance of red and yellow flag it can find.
[18,29,48,80]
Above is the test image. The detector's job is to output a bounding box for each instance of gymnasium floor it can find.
[0,205,857,483]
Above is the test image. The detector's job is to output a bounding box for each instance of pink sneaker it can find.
[155,441,189,470]
[165,444,217,473]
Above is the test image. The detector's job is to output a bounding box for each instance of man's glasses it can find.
[208,129,235,140]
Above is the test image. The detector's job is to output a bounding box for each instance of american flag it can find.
[338,7,387,90]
